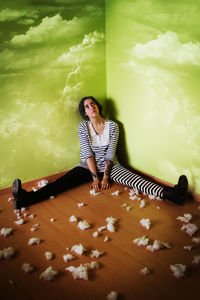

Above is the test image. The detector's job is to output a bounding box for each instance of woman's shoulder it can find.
[106,119,119,129]
[78,120,89,129]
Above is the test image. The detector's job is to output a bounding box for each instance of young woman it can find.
[12,96,188,209]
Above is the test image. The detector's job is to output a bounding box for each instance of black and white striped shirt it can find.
[77,120,119,172]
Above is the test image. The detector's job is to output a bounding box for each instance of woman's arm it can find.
[101,160,113,189]
[86,156,101,190]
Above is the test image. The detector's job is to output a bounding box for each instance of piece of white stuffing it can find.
[133,236,149,246]
[66,264,88,280]
[45,252,54,260]
[193,255,200,265]
[148,195,155,200]
[90,249,104,258]
[111,190,120,196]
[22,263,34,273]
[32,187,37,192]
[78,203,85,207]
[107,290,118,300]
[15,218,24,225]
[39,266,58,281]
[90,189,101,196]
[126,206,132,211]
[0,247,14,259]
[50,196,55,199]
[28,237,41,245]
[21,207,26,212]
[29,214,35,219]
[183,246,193,251]
[106,217,117,224]
[97,226,106,232]
[104,236,109,242]
[107,223,115,232]
[140,218,151,230]
[129,195,137,201]
[120,203,127,208]
[50,218,55,222]
[140,200,146,208]
[146,240,171,252]
[37,180,48,188]
[93,231,99,237]
[181,223,198,236]
[140,267,151,275]
[69,215,78,222]
[177,213,192,223]
[71,244,87,255]
[192,237,200,244]
[30,227,37,232]
[1,228,13,238]
[84,261,100,270]
[63,253,76,262]
[170,264,187,278]
[78,220,90,230]
[8,197,13,202]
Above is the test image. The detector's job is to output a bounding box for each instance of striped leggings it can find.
[110,164,164,198]
[32,164,164,202]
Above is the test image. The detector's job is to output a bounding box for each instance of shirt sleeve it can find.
[78,122,93,162]
[105,122,119,162]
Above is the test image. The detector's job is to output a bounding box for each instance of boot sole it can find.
[12,179,22,209]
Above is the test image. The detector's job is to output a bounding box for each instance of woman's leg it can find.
[12,167,92,209]
[110,164,188,205]
[110,164,164,198]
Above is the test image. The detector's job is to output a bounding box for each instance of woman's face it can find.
[84,98,99,119]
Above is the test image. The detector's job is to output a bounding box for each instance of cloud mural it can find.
[0,1,106,188]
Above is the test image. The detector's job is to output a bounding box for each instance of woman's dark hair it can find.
[79,96,103,119]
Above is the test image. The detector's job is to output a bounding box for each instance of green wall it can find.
[0,0,106,188]
[106,0,200,195]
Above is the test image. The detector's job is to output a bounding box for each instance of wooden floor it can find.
[0,175,200,300]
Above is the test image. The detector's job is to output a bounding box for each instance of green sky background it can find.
[0,0,106,187]
[106,0,200,194]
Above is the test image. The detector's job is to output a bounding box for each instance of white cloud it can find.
[0,8,38,22]
[10,15,84,46]
[131,31,200,66]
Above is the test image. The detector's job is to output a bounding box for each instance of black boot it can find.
[162,175,188,205]
[12,179,34,210]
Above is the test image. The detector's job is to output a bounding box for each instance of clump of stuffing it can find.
[93,231,99,237]
[129,188,139,196]
[29,214,35,219]
[32,187,37,192]
[15,218,24,225]
[78,220,90,230]
[170,264,187,278]
[104,236,109,242]
[78,203,85,207]
[106,217,118,232]
[183,246,193,251]
[21,207,26,212]
[140,218,151,230]
[140,267,151,275]
[1,228,13,238]
[22,263,34,273]
[111,190,120,196]
[107,290,118,300]
[120,203,127,208]
[157,206,160,210]
[63,253,76,262]
[140,200,146,208]
[28,237,41,245]
[181,223,198,236]
[129,195,137,201]
[8,197,13,202]
[84,261,100,270]
[37,180,48,188]
[50,196,55,199]
[192,237,200,244]
[50,218,55,222]
[90,249,104,258]
[69,215,78,222]
[71,244,87,255]
[192,255,200,265]
[30,227,37,232]
[146,240,171,252]
[45,252,54,260]
[133,236,149,246]
[148,195,155,200]
[126,206,132,211]
[177,213,192,223]
[97,226,106,232]
[67,265,88,280]
[0,247,14,259]
[90,189,101,196]
[39,266,58,281]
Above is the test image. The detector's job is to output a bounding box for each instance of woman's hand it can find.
[101,178,110,190]
[91,178,101,191]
